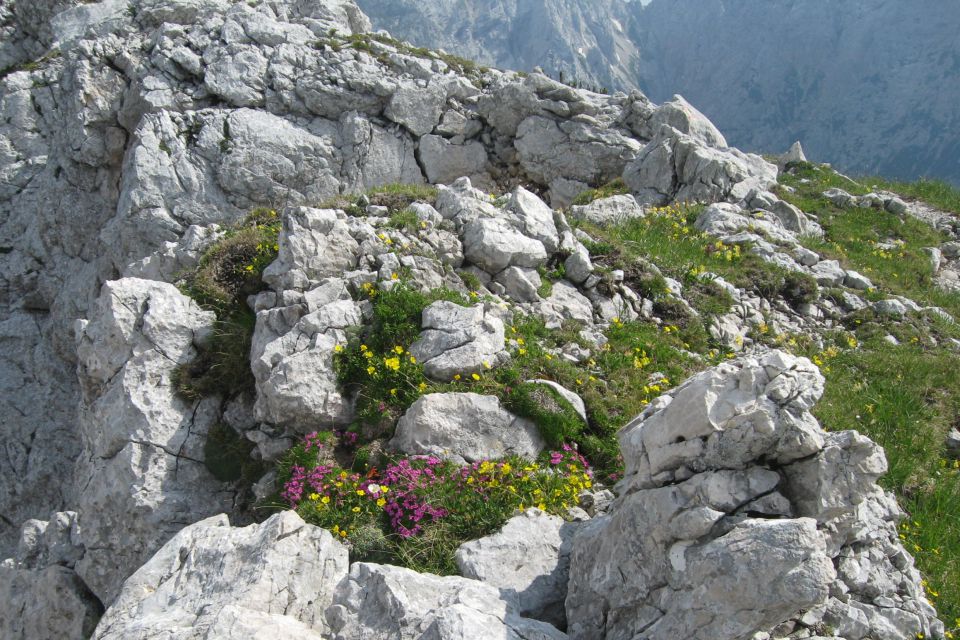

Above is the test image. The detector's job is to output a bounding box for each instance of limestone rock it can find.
[644,94,728,148]
[325,562,567,640]
[463,216,549,274]
[390,393,544,463]
[92,512,348,639]
[419,134,489,185]
[495,266,542,303]
[0,565,103,640]
[385,81,446,136]
[252,286,359,431]
[262,207,361,292]
[569,194,645,225]
[456,509,576,629]
[73,279,233,605]
[505,186,560,253]
[624,125,778,205]
[566,350,943,640]
[410,301,510,381]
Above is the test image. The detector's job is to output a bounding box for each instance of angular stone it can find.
[410,301,509,381]
[463,217,549,274]
[325,562,567,640]
[456,509,576,629]
[569,194,645,225]
[390,393,544,463]
[419,134,489,185]
[384,82,446,136]
[92,512,348,639]
[262,207,361,291]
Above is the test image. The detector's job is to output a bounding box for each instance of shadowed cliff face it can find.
[358,0,960,184]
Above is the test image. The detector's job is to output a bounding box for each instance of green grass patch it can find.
[571,177,629,206]
[863,177,960,217]
[811,337,960,627]
[172,308,257,400]
[779,164,960,320]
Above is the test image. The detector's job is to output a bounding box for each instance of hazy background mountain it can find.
[357,0,960,184]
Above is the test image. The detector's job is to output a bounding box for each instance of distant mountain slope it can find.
[355,0,640,93]
[358,0,960,184]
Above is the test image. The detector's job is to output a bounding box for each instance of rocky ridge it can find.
[358,0,960,184]
[0,0,954,639]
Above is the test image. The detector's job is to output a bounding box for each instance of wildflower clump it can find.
[277,436,593,574]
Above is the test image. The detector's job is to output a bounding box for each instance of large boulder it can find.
[390,393,544,463]
[325,562,568,640]
[623,125,777,205]
[409,301,509,382]
[72,279,234,605]
[569,194,645,225]
[456,509,576,629]
[0,565,103,640]
[462,216,549,274]
[92,512,349,639]
[251,280,359,430]
[565,350,943,640]
[261,207,360,292]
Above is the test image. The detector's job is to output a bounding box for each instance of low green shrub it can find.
[570,178,629,206]
[172,308,257,400]
[204,421,264,483]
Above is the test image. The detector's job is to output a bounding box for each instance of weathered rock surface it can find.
[92,511,349,639]
[569,194,645,225]
[390,392,544,463]
[326,562,568,640]
[252,278,359,431]
[456,508,576,629]
[566,350,943,640]
[0,564,103,640]
[410,301,509,381]
[73,278,235,605]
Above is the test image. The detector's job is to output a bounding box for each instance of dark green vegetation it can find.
[174,208,281,400]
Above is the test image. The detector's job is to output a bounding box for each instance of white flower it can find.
[367,483,381,495]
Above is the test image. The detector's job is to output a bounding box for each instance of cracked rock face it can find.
[565,350,943,640]
[92,511,349,639]
[72,278,235,605]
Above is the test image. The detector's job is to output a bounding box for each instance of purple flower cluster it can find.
[381,457,447,538]
[280,463,334,506]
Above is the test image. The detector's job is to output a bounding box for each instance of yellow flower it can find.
[390,388,397,396]
[483,360,491,369]
[391,272,399,280]
[383,357,401,371]
[471,373,481,381]
[356,489,365,496]
[409,355,417,364]
[518,348,527,356]
[334,344,344,353]
[453,374,461,381]
[393,345,404,354]
[418,382,428,392]
[321,496,330,504]
[352,506,361,513]
[367,365,376,375]
[376,498,386,507]
[340,530,347,537]
[309,493,320,501]
[360,344,368,351]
